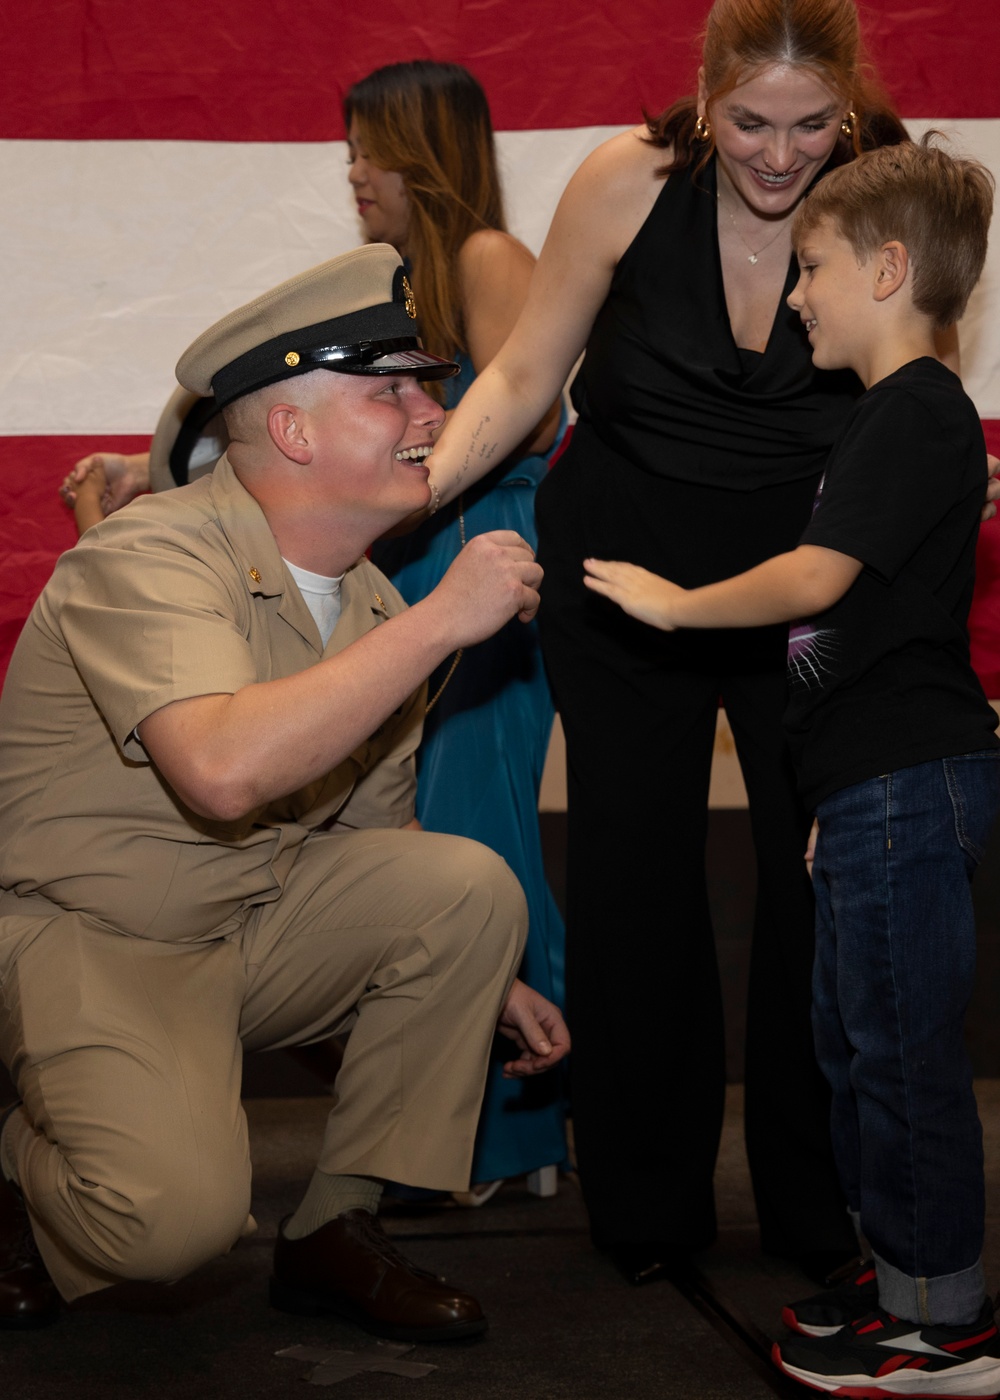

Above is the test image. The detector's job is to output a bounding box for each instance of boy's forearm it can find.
[583,547,861,632]
[673,552,824,628]
[676,548,862,629]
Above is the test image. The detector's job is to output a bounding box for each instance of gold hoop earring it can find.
[841,110,857,138]
[694,115,712,142]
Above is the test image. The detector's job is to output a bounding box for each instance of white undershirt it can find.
[283,558,345,648]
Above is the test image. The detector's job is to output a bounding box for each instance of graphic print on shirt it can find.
[787,472,841,690]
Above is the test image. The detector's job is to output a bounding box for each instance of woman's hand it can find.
[68,458,109,535]
[59,451,152,517]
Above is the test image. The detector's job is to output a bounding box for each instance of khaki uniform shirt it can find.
[0,455,423,943]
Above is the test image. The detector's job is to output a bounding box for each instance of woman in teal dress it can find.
[346,60,568,1191]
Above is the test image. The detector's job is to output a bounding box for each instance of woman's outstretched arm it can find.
[457,228,562,457]
[429,128,664,507]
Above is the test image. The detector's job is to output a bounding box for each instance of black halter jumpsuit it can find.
[534,154,860,1257]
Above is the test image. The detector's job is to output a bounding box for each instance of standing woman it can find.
[345,61,568,1194]
[424,0,924,1279]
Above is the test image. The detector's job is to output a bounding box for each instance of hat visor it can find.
[333,346,459,380]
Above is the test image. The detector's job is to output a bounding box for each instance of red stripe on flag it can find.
[6,0,1000,141]
[0,436,149,687]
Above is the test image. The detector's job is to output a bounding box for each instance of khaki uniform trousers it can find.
[0,828,526,1301]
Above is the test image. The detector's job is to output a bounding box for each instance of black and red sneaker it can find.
[783,1259,880,1337]
[772,1300,1000,1397]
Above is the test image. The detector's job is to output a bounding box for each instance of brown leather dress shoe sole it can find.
[0,1107,61,1329]
[270,1208,486,1343]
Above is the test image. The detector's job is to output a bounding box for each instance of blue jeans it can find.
[812,751,1000,1325]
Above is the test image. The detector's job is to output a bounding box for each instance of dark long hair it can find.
[646,0,907,176]
[344,61,506,380]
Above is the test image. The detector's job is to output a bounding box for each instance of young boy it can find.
[584,138,1000,1399]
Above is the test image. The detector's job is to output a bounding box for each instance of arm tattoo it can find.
[455,416,498,489]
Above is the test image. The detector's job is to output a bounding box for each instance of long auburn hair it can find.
[646,0,907,176]
[344,61,506,391]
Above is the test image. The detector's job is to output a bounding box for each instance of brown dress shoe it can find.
[0,1132,61,1328]
[270,1208,486,1343]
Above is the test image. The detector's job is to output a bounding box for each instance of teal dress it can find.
[371,355,567,1181]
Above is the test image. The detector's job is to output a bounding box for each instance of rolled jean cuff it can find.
[874,1250,985,1326]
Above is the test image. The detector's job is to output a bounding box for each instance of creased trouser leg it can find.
[0,828,526,1300]
[0,916,249,1301]
[240,829,528,1190]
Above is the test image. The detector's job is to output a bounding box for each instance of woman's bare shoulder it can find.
[458,227,535,277]
[557,125,668,257]
[456,231,535,324]
[573,125,667,195]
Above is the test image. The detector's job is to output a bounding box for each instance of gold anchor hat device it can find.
[176,244,459,411]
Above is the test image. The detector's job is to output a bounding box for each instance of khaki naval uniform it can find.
[0,455,526,1301]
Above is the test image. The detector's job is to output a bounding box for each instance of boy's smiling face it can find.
[788,216,876,377]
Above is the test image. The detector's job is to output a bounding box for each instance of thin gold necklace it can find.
[717,192,790,266]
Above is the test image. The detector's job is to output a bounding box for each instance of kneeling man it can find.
[0,246,567,1340]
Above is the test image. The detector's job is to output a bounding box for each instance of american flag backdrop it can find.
[3,0,1000,687]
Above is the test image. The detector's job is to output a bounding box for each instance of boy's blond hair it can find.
[793,134,994,327]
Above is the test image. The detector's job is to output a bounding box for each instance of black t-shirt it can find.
[784,357,998,809]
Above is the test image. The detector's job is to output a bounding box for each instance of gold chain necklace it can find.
[424,496,466,714]
[717,192,790,266]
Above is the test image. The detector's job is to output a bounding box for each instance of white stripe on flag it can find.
[0,128,624,435]
[3,121,999,437]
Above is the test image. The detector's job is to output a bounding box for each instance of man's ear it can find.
[873,241,909,303]
[267,404,313,464]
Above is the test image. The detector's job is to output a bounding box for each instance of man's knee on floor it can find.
[86,1176,253,1282]
[61,1152,252,1284]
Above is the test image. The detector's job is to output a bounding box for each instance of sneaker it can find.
[772,1301,1000,1397]
[783,1259,880,1336]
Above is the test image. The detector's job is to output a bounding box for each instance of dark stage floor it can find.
[4,807,1000,1396]
[4,1084,1000,1400]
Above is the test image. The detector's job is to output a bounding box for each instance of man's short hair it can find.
[793,135,995,328]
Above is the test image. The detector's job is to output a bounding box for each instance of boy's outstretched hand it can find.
[583,558,683,630]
